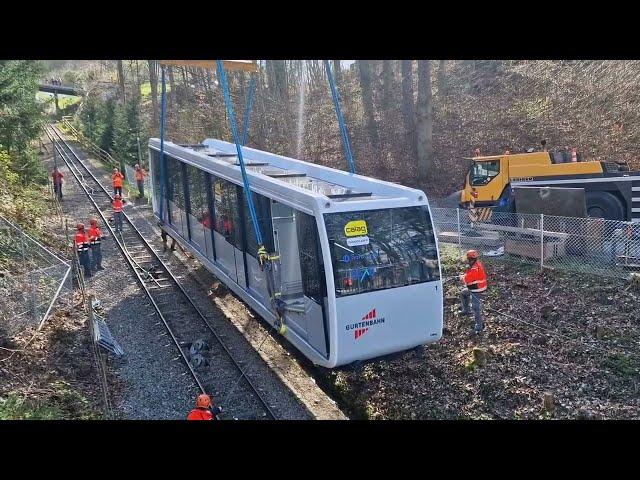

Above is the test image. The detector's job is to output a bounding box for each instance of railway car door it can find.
[243,193,274,305]
[271,202,329,357]
[212,177,241,283]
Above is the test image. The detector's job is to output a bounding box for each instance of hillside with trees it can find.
[61,60,640,199]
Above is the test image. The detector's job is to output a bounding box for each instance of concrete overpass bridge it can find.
[38,83,84,96]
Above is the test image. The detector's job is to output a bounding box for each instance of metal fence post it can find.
[540,213,544,271]
[457,207,461,249]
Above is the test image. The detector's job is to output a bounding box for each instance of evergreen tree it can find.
[99,97,116,153]
[80,93,101,145]
[0,60,46,185]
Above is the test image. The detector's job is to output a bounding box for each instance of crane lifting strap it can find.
[216,60,286,334]
[323,60,356,174]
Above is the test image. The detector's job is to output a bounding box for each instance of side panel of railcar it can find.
[149,147,334,365]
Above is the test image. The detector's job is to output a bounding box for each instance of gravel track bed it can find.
[55,128,313,420]
[45,129,200,419]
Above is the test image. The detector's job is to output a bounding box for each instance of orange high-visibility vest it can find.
[112,198,124,213]
[112,172,124,187]
[88,226,102,245]
[134,169,144,181]
[74,231,89,253]
[464,260,488,292]
[187,408,213,420]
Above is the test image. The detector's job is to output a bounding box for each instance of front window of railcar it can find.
[324,206,440,297]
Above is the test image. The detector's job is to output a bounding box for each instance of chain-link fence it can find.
[432,207,640,279]
[0,215,73,337]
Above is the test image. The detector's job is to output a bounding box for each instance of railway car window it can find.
[242,191,274,257]
[470,160,500,186]
[324,206,440,297]
[212,178,242,248]
[166,157,186,230]
[296,212,326,303]
[185,165,212,256]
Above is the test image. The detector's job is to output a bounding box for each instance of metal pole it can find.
[540,213,544,271]
[457,207,461,249]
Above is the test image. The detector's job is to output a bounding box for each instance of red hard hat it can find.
[90,218,97,225]
[76,223,85,230]
[466,250,479,260]
[196,394,211,409]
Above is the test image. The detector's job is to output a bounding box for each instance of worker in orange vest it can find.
[112,194,126,232]
[459,249,488,334]
[187,394,222,420]
[88,218,105,272]
[112,167,124,197]
[52,167,64,200]
[74,223,92,279]
[134,164,145,198]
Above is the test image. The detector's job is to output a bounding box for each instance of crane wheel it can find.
[585,191,625,221]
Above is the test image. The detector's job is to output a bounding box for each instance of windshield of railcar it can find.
[324,206,440,297]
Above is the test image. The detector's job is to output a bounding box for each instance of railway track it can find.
[44,124,278,420]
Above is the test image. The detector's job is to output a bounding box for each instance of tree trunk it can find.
[382,60,393,110]
[167,66,175,113]
[116,60,126,101]
[401,60,415,154]
[358,60,378,149]
[148,60,159,129]
[437,60,447,96]
[135,60,141,100]
[416,60,433,181]
[332,60,341,85]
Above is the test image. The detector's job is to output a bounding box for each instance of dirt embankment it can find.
[320,251,640,420]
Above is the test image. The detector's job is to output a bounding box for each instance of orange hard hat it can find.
[466,250,479,260]
[90,218,97,225]
[196,394,211,409]
[76,223,85,230]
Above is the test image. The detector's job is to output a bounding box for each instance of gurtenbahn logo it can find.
[345,308,385,340]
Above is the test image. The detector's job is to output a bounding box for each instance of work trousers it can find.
[90,244,102,270]
[461,288,484,332]
[113,186,122,197]
[79,251,92,278]
[113,211,123,232]
[54,183,63,200]
[137,180,144,197]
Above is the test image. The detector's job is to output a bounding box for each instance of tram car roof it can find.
[149,138,430,214]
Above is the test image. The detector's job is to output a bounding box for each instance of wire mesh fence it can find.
[431,207,640,279]
[0,215,73,337]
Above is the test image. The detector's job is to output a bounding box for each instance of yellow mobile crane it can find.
[460,148,640,221]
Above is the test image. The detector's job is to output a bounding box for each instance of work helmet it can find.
[196,394,211,409]
[135,164,140,169]
[76,223,85,230]
[114,194,121,199]
[113,167,117,171]
[90,218,97,225]
[466,250,479,260]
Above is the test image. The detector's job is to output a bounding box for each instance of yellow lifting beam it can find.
[159,60,258,73]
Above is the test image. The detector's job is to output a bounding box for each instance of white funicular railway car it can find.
[148,139,443,368]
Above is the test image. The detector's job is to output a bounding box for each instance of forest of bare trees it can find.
[66,60,640,198]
